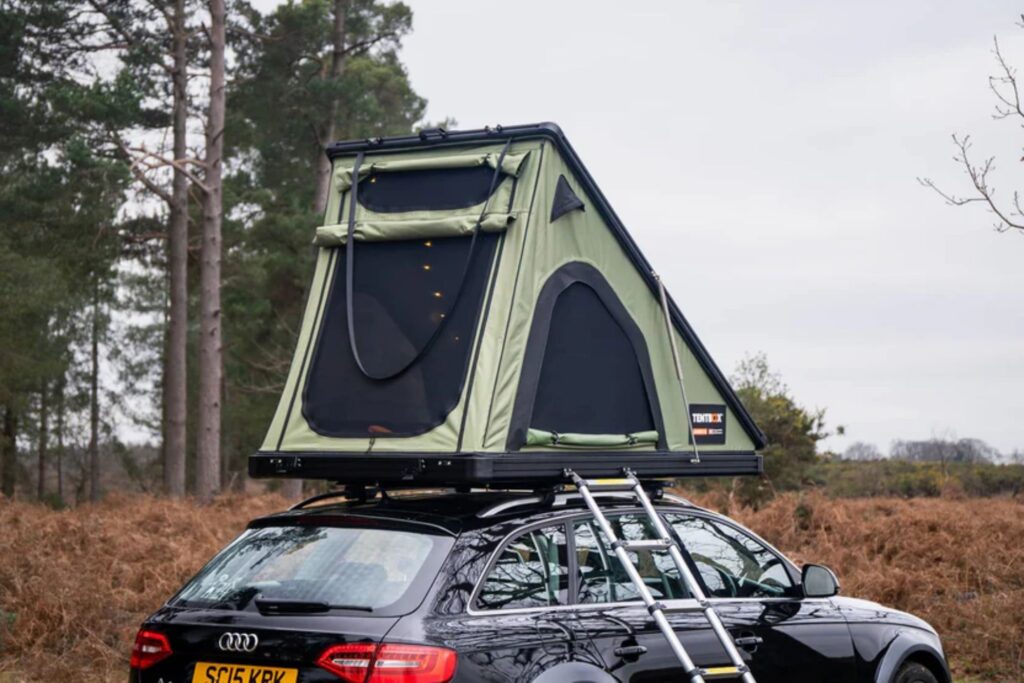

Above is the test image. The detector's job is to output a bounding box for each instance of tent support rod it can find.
[654,273,700,464]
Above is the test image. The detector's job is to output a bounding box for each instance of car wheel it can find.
[895,662,939,683]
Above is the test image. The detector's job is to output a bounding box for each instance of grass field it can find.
[0,492,1020,681]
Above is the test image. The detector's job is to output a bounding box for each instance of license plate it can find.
[192,662,298,683]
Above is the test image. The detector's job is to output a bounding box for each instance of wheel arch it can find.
[874,632,951,683]
[532,661,618,683]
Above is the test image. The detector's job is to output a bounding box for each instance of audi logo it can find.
[218,632,259,653]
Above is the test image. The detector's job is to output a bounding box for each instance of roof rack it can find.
[475,485,700,518]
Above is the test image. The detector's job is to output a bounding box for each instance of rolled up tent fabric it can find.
[333,150,530,193]
[313,212,519,246]
[525,428,660,448]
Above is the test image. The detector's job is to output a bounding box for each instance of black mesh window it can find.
[303,233,498,437]
[531,283,655,435]
[358,166,502,213]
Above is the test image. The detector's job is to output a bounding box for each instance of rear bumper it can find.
[249,450,762,487]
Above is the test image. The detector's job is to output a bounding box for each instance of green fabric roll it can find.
[313,212,518,246]
[525,428,660,448]
[333,150,530,193]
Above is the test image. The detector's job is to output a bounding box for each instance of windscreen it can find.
[171,524,451,615]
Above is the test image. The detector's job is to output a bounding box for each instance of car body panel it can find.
[131,493,948,683]
[131,607,398,683]
[836,598,950,683]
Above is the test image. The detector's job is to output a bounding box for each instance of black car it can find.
[129,490,949,683]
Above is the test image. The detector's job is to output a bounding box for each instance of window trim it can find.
[472,518,573,612]
[466,507,803,616]
[661,511,803,595]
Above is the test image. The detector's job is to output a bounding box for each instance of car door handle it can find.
[734,636,763,649]
[614,645,648,657]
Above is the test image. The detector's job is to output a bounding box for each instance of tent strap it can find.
[654,272,701,464]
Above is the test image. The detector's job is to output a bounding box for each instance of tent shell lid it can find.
[325,122,766,450]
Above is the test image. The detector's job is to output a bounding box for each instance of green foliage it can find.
[730,353,831,504]
[0,0,144,498]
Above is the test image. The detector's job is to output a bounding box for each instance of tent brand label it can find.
[690,404,726,445]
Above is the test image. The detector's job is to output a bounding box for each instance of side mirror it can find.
[802,564,840,598]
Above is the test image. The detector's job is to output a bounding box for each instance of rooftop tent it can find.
[251,124,767,486]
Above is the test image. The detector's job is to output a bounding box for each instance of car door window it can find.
[665,514,795,599]
[574,514,690,604]
[476,525,569,610]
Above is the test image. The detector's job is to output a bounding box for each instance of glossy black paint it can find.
[132,493,949,683]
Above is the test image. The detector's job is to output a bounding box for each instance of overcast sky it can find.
[256,0,1024,455]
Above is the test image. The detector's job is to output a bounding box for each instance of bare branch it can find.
[124,145,209,193]
[919,134,1024,233]
[340,33,398,59]
[989,36,1024,121]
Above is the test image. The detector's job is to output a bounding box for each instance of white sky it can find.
[251,0,1024,455]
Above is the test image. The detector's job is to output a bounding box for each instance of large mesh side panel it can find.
[303,233,499,438]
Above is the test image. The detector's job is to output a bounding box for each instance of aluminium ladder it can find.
[565,469,757,683]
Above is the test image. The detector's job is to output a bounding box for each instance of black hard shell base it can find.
[249,450,762,488]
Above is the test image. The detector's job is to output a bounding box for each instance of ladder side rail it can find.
[574,478,707,683]
[628,474,757,683]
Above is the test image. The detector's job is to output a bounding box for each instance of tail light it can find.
[318,644,376,683]
[318,642,456,683]
[130,629,172,670]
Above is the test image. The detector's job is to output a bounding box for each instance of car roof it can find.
[250,490,712,536]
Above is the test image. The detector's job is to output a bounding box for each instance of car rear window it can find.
[171,524,452,616]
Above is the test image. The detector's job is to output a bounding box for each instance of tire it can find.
[894,662,939,683]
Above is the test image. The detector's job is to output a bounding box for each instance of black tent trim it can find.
[505,261,666,451]
[326,124,769,450]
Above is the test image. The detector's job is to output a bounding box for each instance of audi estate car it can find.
[129,490,949,683]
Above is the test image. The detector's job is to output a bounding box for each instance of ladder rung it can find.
[615,538,674,551]
[703,666,747,680]
[579,479,637,493]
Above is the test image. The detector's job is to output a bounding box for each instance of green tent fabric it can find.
[254,124,766,484]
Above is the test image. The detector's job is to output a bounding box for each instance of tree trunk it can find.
[196,0,226,503]
[163,0,189,498]
[89,278,101,503]
[56,378,65,502]
[310,0,350,216]
[37,379,48,499]
[1,406,16,498]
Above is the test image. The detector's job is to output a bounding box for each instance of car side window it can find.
[574,514,690,604]
[665,514,795,599]
[476,525,569,610]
